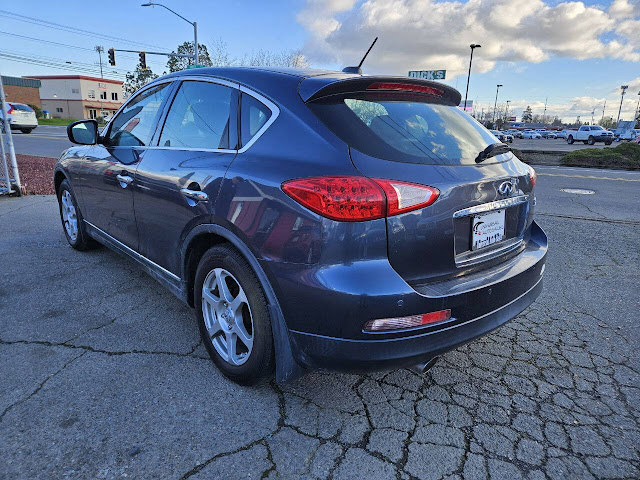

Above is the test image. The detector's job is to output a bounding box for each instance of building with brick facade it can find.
[28,75,124,120]
[1,76,41,109]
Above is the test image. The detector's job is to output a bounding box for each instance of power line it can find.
[0,48,131,74]
[0,52,127,79]
[0,9,168,50]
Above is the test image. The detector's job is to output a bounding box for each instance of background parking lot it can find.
[1,166,639,479]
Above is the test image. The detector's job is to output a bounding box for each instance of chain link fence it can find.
[0,74,22,196]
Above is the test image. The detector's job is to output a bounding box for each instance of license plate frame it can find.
[471,209,506,250]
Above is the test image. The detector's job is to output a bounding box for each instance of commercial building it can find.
[28,75,124,120]
[1,76,41,108]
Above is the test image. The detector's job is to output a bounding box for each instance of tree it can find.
[166,42,212,72]
[208,38,309,68]
[551,116,563,127]
[124,66,159,95]
[599,116,616,129]
[521,106,533,123]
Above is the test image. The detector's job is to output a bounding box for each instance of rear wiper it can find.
[475,143,511,164]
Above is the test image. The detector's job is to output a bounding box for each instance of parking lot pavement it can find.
[512,138,608,152]
[10,125,73,157]
[1,169,639,479]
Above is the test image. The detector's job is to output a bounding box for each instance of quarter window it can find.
[159,81,233,150]
[241,93,271,146]
[106,83,171,147]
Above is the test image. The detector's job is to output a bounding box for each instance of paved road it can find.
[1,166,638,479]
[10,125,72,157]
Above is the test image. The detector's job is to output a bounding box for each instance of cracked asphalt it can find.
[1,165,639,479]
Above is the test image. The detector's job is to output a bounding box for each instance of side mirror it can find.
[67,119,98,145]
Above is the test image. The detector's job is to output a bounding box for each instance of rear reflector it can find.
[367,82,444,97]
[282,176,439,222]
[364,309,451,332]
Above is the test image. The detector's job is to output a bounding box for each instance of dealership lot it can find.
[1,166,639,479]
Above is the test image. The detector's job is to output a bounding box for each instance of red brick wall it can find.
[4,85,41,109]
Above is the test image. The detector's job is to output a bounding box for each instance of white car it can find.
[555,130,568,139]
[2,102,38,134]
[522,130,542,139]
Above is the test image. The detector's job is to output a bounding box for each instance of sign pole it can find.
[0,75,21,195]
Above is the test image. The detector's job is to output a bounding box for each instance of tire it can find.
[194,244,275,385]
[56,179,98,250]
[20,128,33,134]
[587,136,595,145]
[605,141,612,146]
[567,136,574,144]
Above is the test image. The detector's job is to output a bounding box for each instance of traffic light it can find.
[139,51,147,70]
[107,48,115,66]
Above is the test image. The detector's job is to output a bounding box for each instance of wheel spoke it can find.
[202,288,219,307]
[226,332,238,365]
[215,269,233,303]
[229,290,247,313]
[234,320,253,350]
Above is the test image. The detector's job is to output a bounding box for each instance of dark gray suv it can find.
[55,67,547,384]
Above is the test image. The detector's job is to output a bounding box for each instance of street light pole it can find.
[505,100,511,124]
[463,44,481,111]
[635,91,640,127]
[492,84,502,127]
[617,85,628,125]
[141,2,198,65]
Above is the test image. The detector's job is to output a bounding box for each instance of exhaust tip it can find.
[409,356,439,375]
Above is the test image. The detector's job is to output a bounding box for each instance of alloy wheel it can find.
[201,268,254,366]
[61,190,78,242]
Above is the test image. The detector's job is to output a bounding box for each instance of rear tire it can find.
[194,244,275,385]
[20,128,33,134]
[56,179,98,250]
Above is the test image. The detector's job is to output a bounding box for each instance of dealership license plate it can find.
[471,209,505,250]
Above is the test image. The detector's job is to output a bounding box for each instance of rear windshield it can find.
[10,104,33,112]
[308,94,505,165]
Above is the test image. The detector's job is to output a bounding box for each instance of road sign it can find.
[187,64,206,69]
[408,70,446,80]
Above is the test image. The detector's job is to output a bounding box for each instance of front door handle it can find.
[180,188,208,204]
[116,174,134,188]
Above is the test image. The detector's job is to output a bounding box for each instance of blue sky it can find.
[1,0,639,122]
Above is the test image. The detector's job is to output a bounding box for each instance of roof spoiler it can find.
[300,76,462,106]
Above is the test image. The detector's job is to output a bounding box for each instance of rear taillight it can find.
[7,104,15,114]
[528,165,537,188]
[364,309,451,331]
[373,179,439,216]
[281,176,439,222]
[367,82,444,97]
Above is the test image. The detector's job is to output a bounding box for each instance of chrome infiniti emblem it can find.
[498,181,514,196]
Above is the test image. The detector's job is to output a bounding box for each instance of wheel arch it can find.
[53,168,68,196]
[181,223,305,383]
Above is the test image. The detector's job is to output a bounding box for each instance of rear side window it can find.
[308,95,503,165]
[159,81,232,150]
[240,93,271,146]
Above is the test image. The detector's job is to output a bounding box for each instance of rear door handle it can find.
[116,174,134,188]
[180,188,208,204]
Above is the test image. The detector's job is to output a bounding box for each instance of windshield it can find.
[308,94,507,166]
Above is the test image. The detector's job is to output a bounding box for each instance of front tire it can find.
[567,136,574,144]
[194,245,275,385]
[587,136,595,145]
[57,179,98,250]
[605,141,612,146]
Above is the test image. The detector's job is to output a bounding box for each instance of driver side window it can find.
[106,83,171,147]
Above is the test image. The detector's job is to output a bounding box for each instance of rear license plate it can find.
[471,209,505,250]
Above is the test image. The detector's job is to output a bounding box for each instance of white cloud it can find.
[298,0,640,76]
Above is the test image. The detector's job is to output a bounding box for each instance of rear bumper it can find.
[281,221,547,372]
[9,122,37,129]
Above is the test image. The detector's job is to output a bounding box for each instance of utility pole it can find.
[601,100,606,124]
[635,91,640,127]
[542,97,547,125]
[591,109,595,125]
[95,46,104,78]
[463,44,481,111]
[492,84,502,127]
[617,85,628,125]
[505,100,511,124]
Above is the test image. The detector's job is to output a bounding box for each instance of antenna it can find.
[342,37,378,74]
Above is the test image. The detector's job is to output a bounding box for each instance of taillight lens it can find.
[364,309,451,331]
[373,179,439,216]
[282,176,439,222]
[528,165,537,188]
[7,104,15,114]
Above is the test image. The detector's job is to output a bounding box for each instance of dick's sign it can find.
[408,70,446,80]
